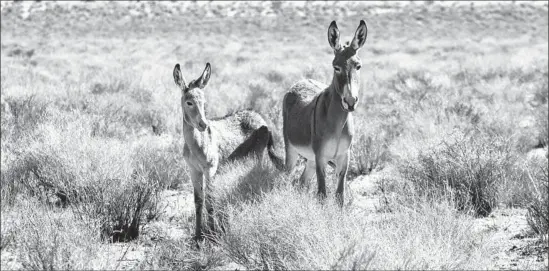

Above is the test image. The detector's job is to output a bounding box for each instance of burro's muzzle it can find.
[341,81,359,112]
[341,95,358,112]
[197,119,209,132]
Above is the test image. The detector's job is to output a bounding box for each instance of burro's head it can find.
[173,63,211,132]
[327,20,368,112]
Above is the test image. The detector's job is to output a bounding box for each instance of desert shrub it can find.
[398,130,515,217]
[90,78,128,95]
[217,185,375,270]
[532,75,548,148]
[454,65,548,152]
[0,203,16,252]
[215,177,489,270]
[145,238,225,271]
[213,157,285,208]
[2,117,132,200]
[522,152,549,238]
[2,94,50,141]
[349,115,401,176]
[370,198,490,270]
[7,199,117,270]
[375,171,419,213]
[350,131,389,176]
[534,105,548,148]
[498,166,532,208]
[0,95,12,141]
[443,101,482,127]
[246,82,283,120]
[81,171,161,242]
[144,158,286,270]
[206,157,489,269]
[81,68,177,138]
[391,70,445,109]
[132,135,189,190]
[1,147,18,205]
[85,95,161,139]
[265,69,284,83]
[2,119,164,241]
[498,148,548,239]
[88,66,148,99]
[302,65,329,83]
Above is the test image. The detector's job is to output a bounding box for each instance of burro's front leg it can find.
[315,155,328,200]
[203,167,217,238]
[335,151,349,207]
[190,168,204,241]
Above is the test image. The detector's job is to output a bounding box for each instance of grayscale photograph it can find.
[0,1,548,270]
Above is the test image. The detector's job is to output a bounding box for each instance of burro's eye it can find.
[334,66,342,73]
[186,101,194,106]
[356,65,362,71]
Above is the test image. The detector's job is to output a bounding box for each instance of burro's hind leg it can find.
[297,159,316,190]
[283,101,298,173]
[284,141,299,174]
[334,152,349,207]
[227,126,270,162]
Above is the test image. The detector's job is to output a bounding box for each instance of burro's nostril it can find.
[198,121,208,131]
[355,96,359,102]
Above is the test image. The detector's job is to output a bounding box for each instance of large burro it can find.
[172,62,283,243]
[283,20,368,206]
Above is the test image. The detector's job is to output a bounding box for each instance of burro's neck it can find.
[324,76,351,130]
[182,114,206,147]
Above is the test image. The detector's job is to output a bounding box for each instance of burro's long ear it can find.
[351,20,368,51]
[327,21,341,51]
[173,63,187,91]
[193,62,211,89]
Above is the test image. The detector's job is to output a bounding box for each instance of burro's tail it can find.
[267,130,285,171]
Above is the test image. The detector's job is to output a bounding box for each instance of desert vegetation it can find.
[1,1,548,270]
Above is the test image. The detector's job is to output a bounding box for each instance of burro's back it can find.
[282,20,368,207]
[172,62,283,244]
[210,109,270,161]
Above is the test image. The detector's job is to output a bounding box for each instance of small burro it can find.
[172,62,283,242]
[283,20,368,207]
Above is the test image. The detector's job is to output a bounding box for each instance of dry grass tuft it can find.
[397,130,515,217]
[3,199,118,270]
[214,177,490,270]
[523,153,549,239]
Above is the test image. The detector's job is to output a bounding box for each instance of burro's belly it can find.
[289,133,353,161]
[320,135,353,160]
